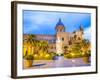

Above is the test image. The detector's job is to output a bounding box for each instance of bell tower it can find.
[55,19,69,45]
[55,19,65,33]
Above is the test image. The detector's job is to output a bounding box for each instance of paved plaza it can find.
[24,56,90,69]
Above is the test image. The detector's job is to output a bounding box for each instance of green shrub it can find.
[64,53,72,58]
[64,52,83,59]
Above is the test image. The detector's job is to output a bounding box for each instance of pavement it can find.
[24,56,90,69]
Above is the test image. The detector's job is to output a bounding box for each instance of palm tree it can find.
[37,41,49,59]
[37,41,48,51]
[81,39,91,63]
[24,34,36,55]
[81,39,90,55]
[34,40,41,55]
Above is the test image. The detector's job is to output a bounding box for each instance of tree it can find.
[38,41,48,52]
[69,43,82,58]
[81,39,91,63]
[24,34,36,55]
[71,43,81,53]
[81,39,90,55]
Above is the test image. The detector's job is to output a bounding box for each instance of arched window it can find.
[74,35,77,39]
[60,29,62,32]
[78,37,81,40]
[62,37,64,41]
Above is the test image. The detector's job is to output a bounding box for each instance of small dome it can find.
[55,19,65,32]
[56,19,64,26]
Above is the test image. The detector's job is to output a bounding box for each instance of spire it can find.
[80,24,83,31]
[56,19,64,27]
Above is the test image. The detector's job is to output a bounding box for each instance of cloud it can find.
[23,10,91,34]
[83,27,91,41]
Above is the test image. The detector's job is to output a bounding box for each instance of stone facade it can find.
[23,19,84,53]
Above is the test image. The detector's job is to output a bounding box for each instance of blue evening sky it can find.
[23,10,91,40]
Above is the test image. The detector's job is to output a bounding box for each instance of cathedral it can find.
[24,19,84,54]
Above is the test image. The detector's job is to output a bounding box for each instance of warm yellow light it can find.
[71,53,75,56]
